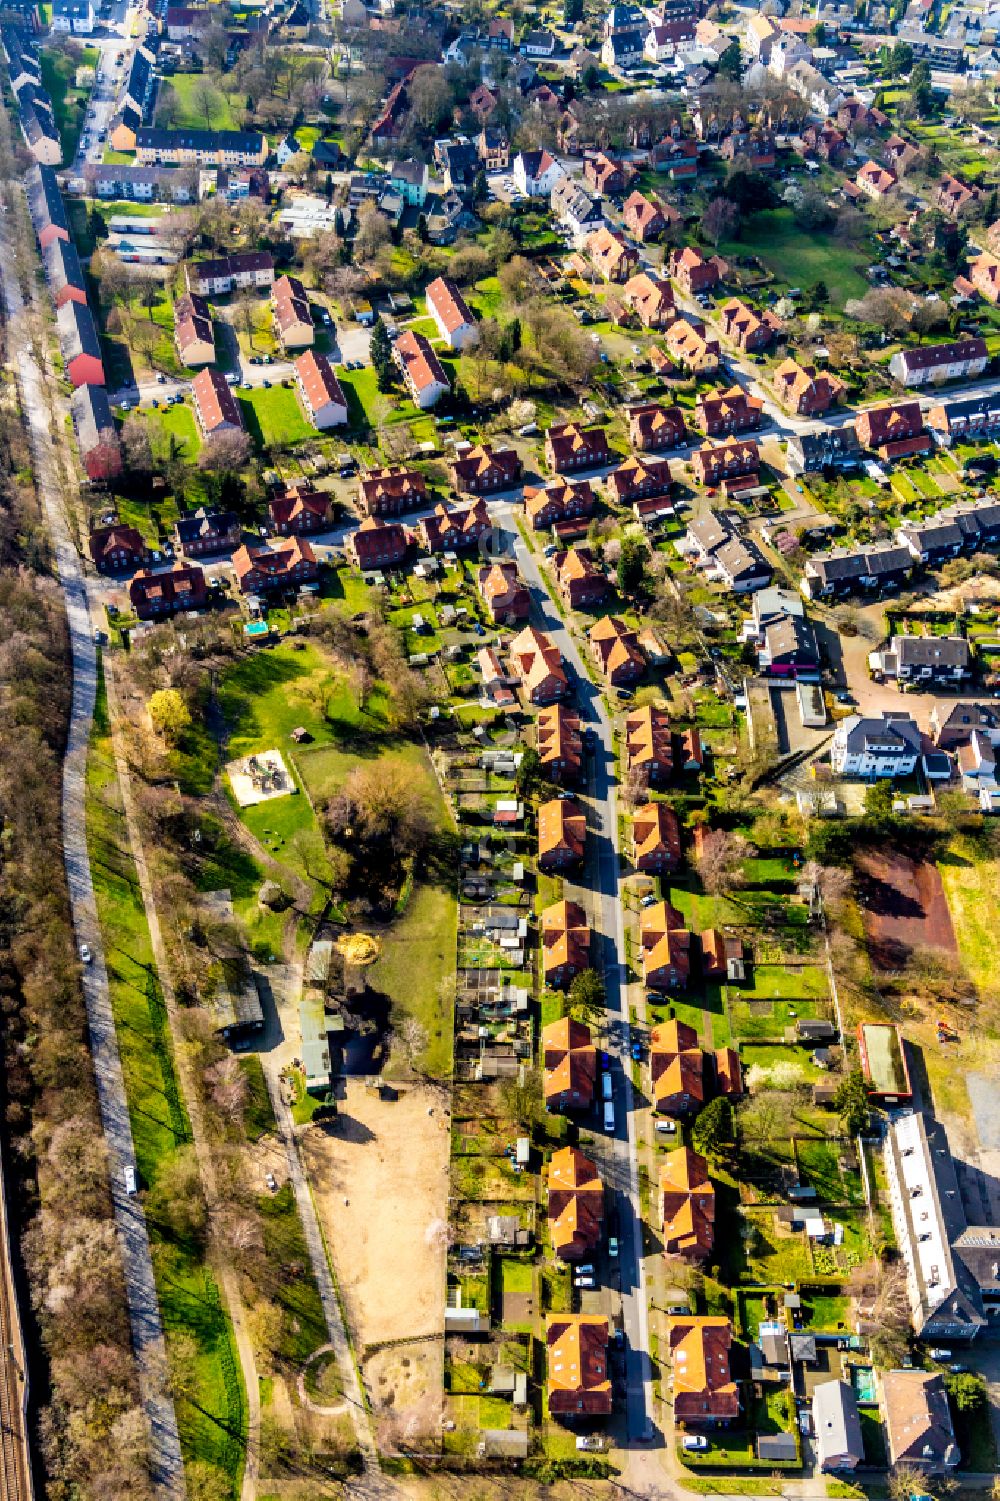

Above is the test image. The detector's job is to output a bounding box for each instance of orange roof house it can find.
[625,704,674,785]
[554,547,610,609]
[632,801,682,874]
[623,270,675,327]
[773,357,845,417]
[587,225,639,282]
[660,1147,715,1259]
[523,477,596,533]
[649,1015,702,1113]
[542,900,591,990]
[542,1016,596,1109]
[477,560,530,622]
[623,189,670,242]
[641,908,693,1000]
[536,703,583,783]
[856,159,897,198]
[969,250,1000,305]
[538,797,586,871]
[508,624,568,704]
[588,616,645,686]
[665,316,720,374]
[670,1317,739,1424]
[547,1146,604,1261]
[547,1315,612,1416]
[714,1045,744,1099]
[700,929,744,979]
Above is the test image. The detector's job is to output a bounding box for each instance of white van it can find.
[654,1119,677,1135]
[601,1072,613,1101]
[603,1101,615,1133]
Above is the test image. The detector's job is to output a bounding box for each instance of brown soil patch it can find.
[301,1080,449,1447]
[857,850,958,970]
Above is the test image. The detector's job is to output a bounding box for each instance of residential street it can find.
[0,189,184,1497]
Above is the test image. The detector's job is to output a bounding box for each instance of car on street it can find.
[573,1274,595,1289]
[608,1236,619,1259]
[79,942,92,963]
[123,1165,137,1195]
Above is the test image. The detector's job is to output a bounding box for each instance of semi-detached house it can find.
[869,635,972,687]
[294,351,347,428]
[888,337,988,388]
[192,367,243,437]
[232,538,319,594]
[830,711,922,779]
[345,516,407,570]
[801,543,913,599]
[425,276,478,350]
[896,498,1000,563]
[394,330,450,408]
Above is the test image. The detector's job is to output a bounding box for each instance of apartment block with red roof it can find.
[553,547,610,609]
[649,1015,702,1109]
[622,270,675,328]
[625,704,674,785]
[192,366,244,437]
[969,250,1000,305]
[623,189,669,242]
[90,522,147,573]
[669,245,724,295]
[417,499,491,552]
[449,442,522,494]
[268,484,334,536]
[718,297,782,353]
[661,1147,715,1260]
[588,616,644,686]
[547,1315,612,1417]
[670,1317,740,1425]
[541,900,591,990]
[772,358,845,417]
[545,422,610,473]
[855,400,931,460]
[632,801,681,874]
[542,1017,596,1110]
[394,329,450,408]
[642,908,692,998]
[357,465,427,517]
[345,516,407,570]
[271,273,314,350]
[584,151,628,196]
[523,477,596,533]
[232,537,318,594]
[606,454,674,507]
[477,560,530,623]
[587,225,639,282]
[547,1147,604,1261]
[536,703,583,783]
[129,563,207,620]
[692,438,760,490]
[538,797,586,871]
[629,402,686,452]
[425,275,479,350]
[856,159,897,198]
[508,624,568,703]
[695,385,763,436]
[294,350,348,428]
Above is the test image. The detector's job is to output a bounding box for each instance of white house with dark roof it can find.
[812,1381,864,1472]
[830,712,922,779]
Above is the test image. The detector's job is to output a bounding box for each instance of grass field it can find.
[238,385,313,450]
[720,208,870,307]
[157,72,237,131]
[40,45,98,161]
[938,835,1000,1011]
[86,666,246,1495]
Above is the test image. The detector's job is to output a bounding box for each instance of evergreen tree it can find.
[370,318,394,393]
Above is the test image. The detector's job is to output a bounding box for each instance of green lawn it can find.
[937,835,1000,1002]
[86,665,246,1495]
[720,208,870,307]
[367,878,457,1079]
[238,385,313,451]
[40,45,98,161]
[157,72,237,131]
[131,400,202,463]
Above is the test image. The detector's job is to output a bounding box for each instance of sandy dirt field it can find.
[302,1080,450,1449]
[857,850,957,970]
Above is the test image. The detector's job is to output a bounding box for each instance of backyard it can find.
[720,208,870,306]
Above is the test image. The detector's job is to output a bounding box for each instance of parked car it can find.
[79,942,92,964]
[608,1236,619,1259]
[682,1436,708,1452]
[123,1165,137,1195]
[574,1274,595,1289]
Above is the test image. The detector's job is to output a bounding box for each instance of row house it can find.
[477,561,530,623]
[135,128,268,168]
[855,400,931,460]
[174,292,215,368]
[26,165,69,250]
[665,316,720,374]
[71,384,121,482]
[232,537,318,595]
[294,350,347,429]
[856,159,897,199]
[547,1315,611,1418]
[623,189,672,242]
[538,796,586,871]
[425,275,478,350]
[540,1020,594,1116]
[606,455,674,507]
[449,442,522,494]
[584,151,630,197]
[417,499,491,553]
[129,564,207,621]
[969,250,1000,305]
[524,477,596,536]
[801,543,913,599]
[888,338,988,388]
[935,173,980,218]
[508,624,568,704]
[661,1147,715,1260]
[718,297,782,353]
[268,484,333,536]
[537,703,583,783]
[185,251,274,296]
[632,801,681,874]
[43,236,86,309]
[629,401,686,452]
[175,507,241,558]
[927,394,1000,444]
[588,615,644,686]
[192,367,243,438]
[358,466,426,517]
[57,301,104,388]
[692,438,760,493]
[271,274,314,351]
[773,357,845,416]
[346,516,408,571]
[394,330,450,409]
[553,547,610,610]
[695,385,763,436]
[545,421,610,474]
[642,913,692,996]
[625,704,674,785]
[896,498,1000,564]
[588,226,639,282]
[622,271,674,328]
[870,634,971,688]
[669,245,725,295]
[541,900,591,991]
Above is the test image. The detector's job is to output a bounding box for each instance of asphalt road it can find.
[497,504,655,1443]
[0,178,184,1498]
